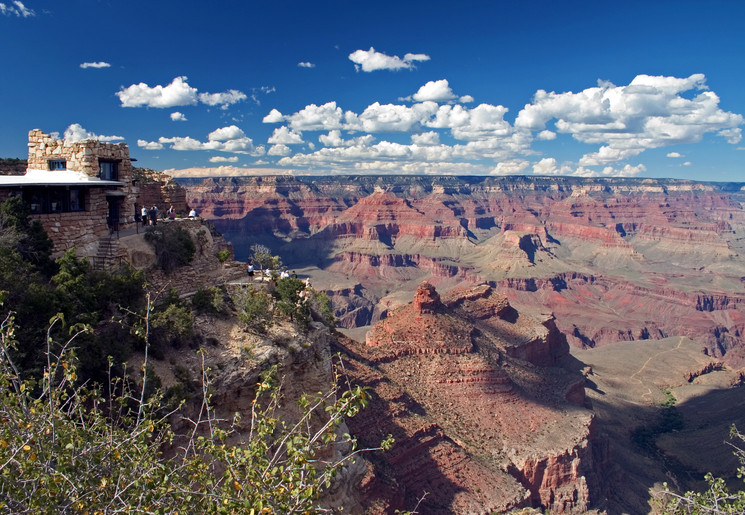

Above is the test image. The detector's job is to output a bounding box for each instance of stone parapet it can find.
[135,168,188,215]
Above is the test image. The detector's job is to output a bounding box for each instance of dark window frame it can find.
[21,187,87,214]
[49,160,67,171]
[98,160,118,181]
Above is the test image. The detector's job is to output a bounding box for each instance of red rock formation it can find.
[350,283,602,512]
[413,281,441,314]
[182,175,745,364]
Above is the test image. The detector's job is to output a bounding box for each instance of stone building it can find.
[0,129,140,256]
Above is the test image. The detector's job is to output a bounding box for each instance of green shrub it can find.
[0,313,387,514]
[273,277,310,328]
[192,286,229,316]
[150,303,194,357]
[0,195,54,275]
[250,244,281,279]
[216,249,230,262]
[660,426,745,513]
[314,291,336,329]
[144,225,196,272]
[236,284,273,334]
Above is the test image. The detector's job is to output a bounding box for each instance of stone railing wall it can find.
[137,179,188,216]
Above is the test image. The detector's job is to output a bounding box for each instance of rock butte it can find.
[341,281,604,513]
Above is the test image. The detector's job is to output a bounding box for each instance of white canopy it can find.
[0,169,124,187]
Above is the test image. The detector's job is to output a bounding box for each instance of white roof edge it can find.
[0,169,125,187]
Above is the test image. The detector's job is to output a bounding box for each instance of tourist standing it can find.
[141,206,148,227]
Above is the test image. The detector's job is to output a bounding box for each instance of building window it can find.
[49,189,63,212]
[49,160,66,171]
[68,188,84,211]
[99,160,118,181]
[27,191,43,213]
[21,187,87,214]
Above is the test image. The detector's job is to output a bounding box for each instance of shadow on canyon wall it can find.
[562,352,745,515]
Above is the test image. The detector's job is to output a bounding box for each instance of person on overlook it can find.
[141,206,148,227]
[149,206,158,226]
[168,206,175,220]
[247,260,255,280]
[189,208,197,218]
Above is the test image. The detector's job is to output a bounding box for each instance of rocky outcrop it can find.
[118,219,243,295]
[351,283,601,513]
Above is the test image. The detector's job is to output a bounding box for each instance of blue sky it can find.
[1,0,743,181]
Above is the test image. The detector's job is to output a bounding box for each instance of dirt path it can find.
[630,336,685,403]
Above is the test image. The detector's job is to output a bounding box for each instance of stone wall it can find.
[135,169,189,215]
[37,188,113,256]
[27,129,133,182]
[0,181,123,257]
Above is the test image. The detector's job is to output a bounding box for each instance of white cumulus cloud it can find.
[117,76,198,108]
[536,130,556,141]
[267,144,292,156]
[208,125,246,142]
[198,89,247,109]
[209,156,239,163]
[170,112,187,122]
[298,62,315,68]
[285,102,346,131]
[600,163,647,177]
[319,130,375,148]
[666,152,682,158]
[263,109,285,124]
[80,61,111,69]
[515,73,743,165]
[268,126,304,145]
[140,126,264,156]
[117,77,246,111]
[137,139,163,150]
[357,102,438,133]
[532,158,560,175]
[411,132,440,146]
[348,47,430,72]
[0,1,33,17]
[63,123,124,143]
[412,79,457,103]
[491,160,531,175]
[249,73,742,177]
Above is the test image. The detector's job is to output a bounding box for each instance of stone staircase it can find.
[93,235,121,270]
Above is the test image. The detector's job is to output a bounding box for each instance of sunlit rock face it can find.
[344,282,603,513]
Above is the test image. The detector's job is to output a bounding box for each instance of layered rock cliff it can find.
[340,282,605,513]
[182,175,745,365]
